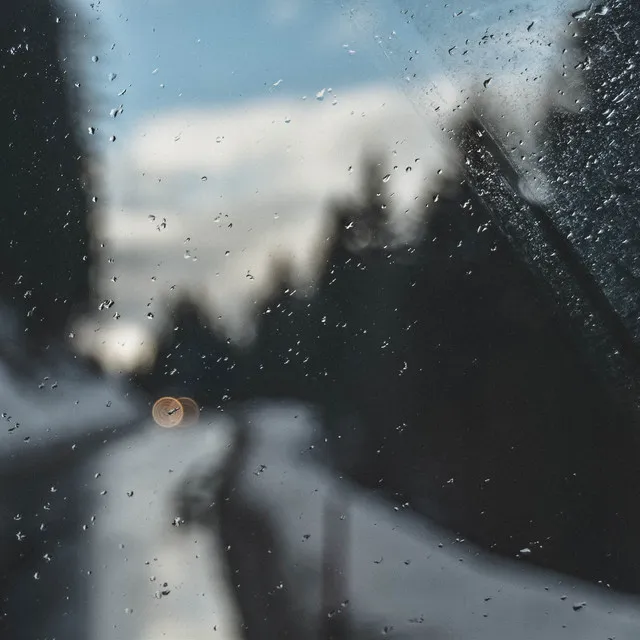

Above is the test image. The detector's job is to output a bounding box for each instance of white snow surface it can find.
[2,354,639,640]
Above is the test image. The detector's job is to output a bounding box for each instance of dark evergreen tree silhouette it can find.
[532,0,640,587]
[135,294,238,410]
[0,0,92,346]
[0,3,98,639]
[247,258,317,402]
[539,0,640,355]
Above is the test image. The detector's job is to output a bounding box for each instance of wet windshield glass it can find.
[1,1,639,638]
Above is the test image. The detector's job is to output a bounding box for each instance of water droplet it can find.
[91,55,99,63]
[88,126,96,135]
[108,72,117,81]
[483,77,492,88]
[109,135,116,142]
[147,312,155,319]
[98,299,114,311]
[316,88,326,101]
[201,176,208,181]
[382,174,391,183]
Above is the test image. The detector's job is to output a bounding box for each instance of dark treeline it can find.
[145,149,640,593]
[139,1,640,598]
[0,3,96,639]
[0,0,92,351]
[539,0,640,353]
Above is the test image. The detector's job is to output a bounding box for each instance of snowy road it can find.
[2,368,639,639]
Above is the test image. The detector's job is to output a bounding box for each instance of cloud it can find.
[85,82,455,364]
[126,84,449,204]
